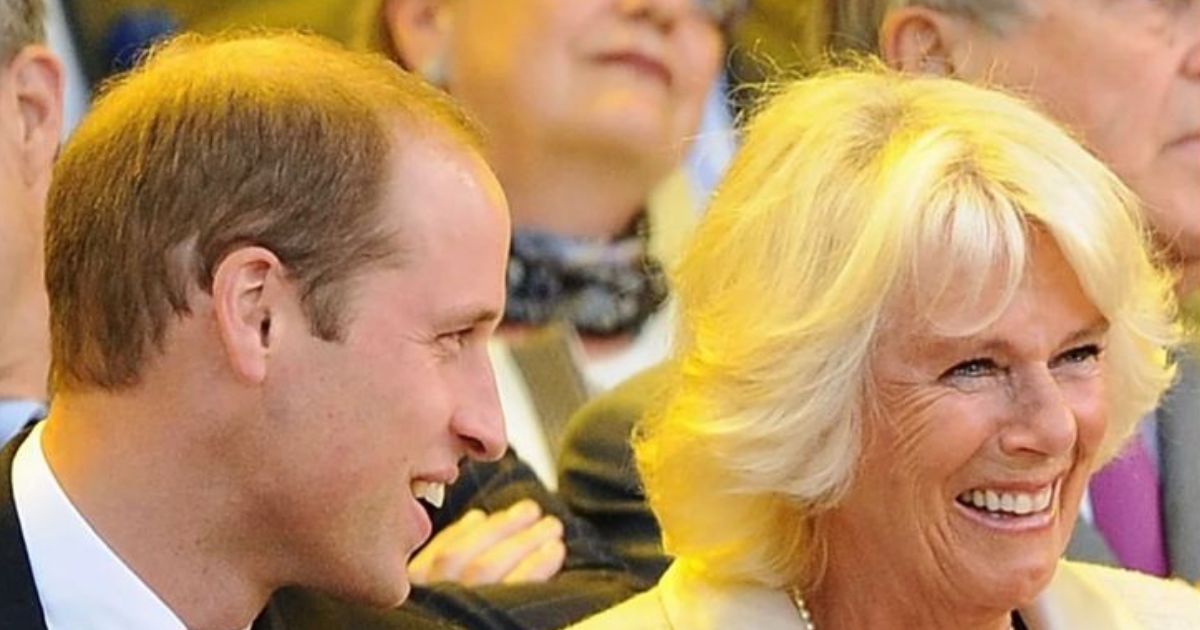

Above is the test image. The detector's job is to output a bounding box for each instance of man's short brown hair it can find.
[45,31,484,391]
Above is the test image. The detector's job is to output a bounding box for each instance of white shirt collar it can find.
[11,421,186,630]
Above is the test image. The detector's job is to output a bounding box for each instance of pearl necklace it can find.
[788,589,1016,630]
[788,589,816,630]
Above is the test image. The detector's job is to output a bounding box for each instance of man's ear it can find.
[383,0,453,74]
[880,7,967,76]
[211,247,293,385]
[7,45,62,187]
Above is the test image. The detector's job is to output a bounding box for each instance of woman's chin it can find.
[948,500,1066,609]
[969,549,1061,612]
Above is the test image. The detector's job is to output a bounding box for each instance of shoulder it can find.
[566,588,667,630]
[558,364,671,501]
[563,364,673,450]
[1033,560,1200,628]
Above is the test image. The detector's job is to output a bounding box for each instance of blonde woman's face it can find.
[444,0,724,168]
[825,235,1109,613]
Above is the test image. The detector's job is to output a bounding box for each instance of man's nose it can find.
[452,357,507,461]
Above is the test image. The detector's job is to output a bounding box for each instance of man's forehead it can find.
[379,131,506,248]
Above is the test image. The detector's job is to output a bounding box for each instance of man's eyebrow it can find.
[440,305,503,330]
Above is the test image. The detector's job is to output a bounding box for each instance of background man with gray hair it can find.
[0,0,61,442]
[867,0,1200,582]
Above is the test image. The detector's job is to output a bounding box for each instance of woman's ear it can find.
[383,0,453,79]
[880,6,962,76]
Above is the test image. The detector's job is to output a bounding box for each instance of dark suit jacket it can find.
[1155,352,1200,580]
[411,450,642,629]
[0,434,44,630]
[558,361,1200,583]
[556,366,672,586]
[1069,353,1200,578]
[0,431,637,630]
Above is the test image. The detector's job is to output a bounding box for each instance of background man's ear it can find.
[383,0,454,79]
[880,7,963,76]
[211,247,293,385]
[8,46,63,187]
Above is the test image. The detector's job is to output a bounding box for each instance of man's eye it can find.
[437,329,472,352]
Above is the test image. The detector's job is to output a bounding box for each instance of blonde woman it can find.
[571,67,1199,629]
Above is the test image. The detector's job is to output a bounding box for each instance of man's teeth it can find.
[956,485,1053,516]
[412,481,446,509]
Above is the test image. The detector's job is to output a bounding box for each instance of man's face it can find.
[256,132,510,606]
[442,0,724,176]
[953,0,1200,288]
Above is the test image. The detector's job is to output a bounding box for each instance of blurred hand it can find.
[408,499,567,586]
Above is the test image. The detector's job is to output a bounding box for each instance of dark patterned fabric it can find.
[505,221,667,337]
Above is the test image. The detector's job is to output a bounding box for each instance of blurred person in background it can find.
[561,0,1200,583]
[352,0,741,598]
[572,65,1196,630]
[0,0,60,443]
[362,0,737,477]
[866,0,1200,581]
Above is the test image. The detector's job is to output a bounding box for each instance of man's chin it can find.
[323,567,413,610]
[387,579,413,608]
[370,570,413,609]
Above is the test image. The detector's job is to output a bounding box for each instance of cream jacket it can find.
[569,560,1200,629]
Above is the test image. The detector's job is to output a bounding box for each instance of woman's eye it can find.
[1052,343,1104,369]
[941,358,1000,381]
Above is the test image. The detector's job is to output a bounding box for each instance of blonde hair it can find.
[637,65,1179,590]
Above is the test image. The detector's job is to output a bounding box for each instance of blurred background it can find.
[55,0,819,126]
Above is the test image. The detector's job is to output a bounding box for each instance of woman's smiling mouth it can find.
[953,478,1063,531]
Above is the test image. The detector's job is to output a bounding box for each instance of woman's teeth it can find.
[956,484,1053,516]
[411,481,446,509]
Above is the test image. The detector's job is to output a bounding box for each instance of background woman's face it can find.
[443,0,723,170]
[825,234,1109,612]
